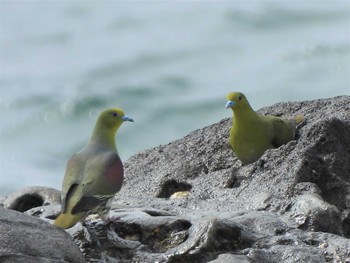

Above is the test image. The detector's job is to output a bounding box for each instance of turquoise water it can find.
[0,1,349,195]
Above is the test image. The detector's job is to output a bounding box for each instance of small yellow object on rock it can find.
[170,191,190,199]
[226,92,304,165]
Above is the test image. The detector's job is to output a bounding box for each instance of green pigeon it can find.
[226,92,303,165]
[54,108,133,229]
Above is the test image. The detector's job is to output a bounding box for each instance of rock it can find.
[0,195,5,207]
[115,95,349,262]
[2,96,350,263]
[0,207,85,263]
[121,96,350,213]
[208,254,251,263]
[69,208,193,262]
[286,192,342,234]
[3,186,61,212]
[246,245,327,263]
[245,229,350,263]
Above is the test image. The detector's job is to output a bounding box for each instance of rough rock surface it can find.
[0,207,85,263]
[3,186,61,212]
[1,95,349,263]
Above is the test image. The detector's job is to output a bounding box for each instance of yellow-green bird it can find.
[226,92,303,165]
[54,108,133,229]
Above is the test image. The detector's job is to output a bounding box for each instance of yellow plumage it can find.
[54,208,85,229]
[226,92,303,165]
[54,214,83,229]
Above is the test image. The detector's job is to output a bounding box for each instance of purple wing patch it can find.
[105,155,124,192]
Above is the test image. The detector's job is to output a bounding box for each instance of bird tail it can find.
[54,212,84,229]
[294,115,305,125]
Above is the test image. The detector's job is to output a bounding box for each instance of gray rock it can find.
[245,229,350,263]
[208,254,251,263]
[24,204,61,224]
[0,207,85,263]
[3,96,350,263]
[0,195,5,207]
[286,193,342,234]
[120,96,350,217]
[115,95,350,262]
[3,186,61,212]
[246,245,327,263]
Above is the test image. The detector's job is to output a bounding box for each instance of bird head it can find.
[225,92,250,111]
[97,108,134,132]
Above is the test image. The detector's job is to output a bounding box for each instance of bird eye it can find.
[113,112,118,117]
[238,96,242,100]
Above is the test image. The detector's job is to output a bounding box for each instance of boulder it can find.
[0,207,85,263]
[3,186,61,212]
[1,95,349,262]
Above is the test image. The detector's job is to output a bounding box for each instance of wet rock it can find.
[0,207,85,263]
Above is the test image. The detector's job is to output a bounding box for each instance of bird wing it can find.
[60,153,86,213]
[70,151,124,214]
[268,116,296,147]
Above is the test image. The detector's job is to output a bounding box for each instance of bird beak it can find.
[122,115,134,122]
[225,100,235,109]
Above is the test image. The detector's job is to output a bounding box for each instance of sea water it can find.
[0,1,349,194]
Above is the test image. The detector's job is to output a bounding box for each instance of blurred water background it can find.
[0,1,349,195]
